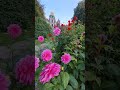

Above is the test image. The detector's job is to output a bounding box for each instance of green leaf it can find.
[66,85,73,90]
[96,77,101,86]
[69,63,74,69]
[57,75,62,84]
[80,52,85,59]
[78,63,85,70]
[69,75,78,89]
[106,64,120,76]
[44,83,54,90]
[85,71,96,81]
[58,85,64,90]
[73,70,78,78]
[80,75,85,83]
[52,85,59,90]
[51,77,58,85]
[71,56,77,61]
[37,83,45,90]
[81,83,85,90]
[61,72,70,89]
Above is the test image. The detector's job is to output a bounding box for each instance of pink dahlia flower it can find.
[39,63,61,84]
[35,56,40,71]
[53,27,61,36]
[38,36,44,43]
[41,49,52,62]
[15,55,35,85]
[61,53,71,64]
[7,24,22,38]
[0,72,10,90]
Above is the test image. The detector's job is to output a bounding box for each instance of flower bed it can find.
[35,17,85,90]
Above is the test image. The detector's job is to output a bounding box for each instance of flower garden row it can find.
[35,16,85,90]
[37,27,72,84]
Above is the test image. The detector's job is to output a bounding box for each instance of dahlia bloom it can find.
[61,24,64,27]
[7,24,22,38]
[68,27,71,30]
[48,33,52,37]
[41,49,52,62]
[68,20,71,23]
[73,16,78,21]
[35,56,40,71]
[15,55,35,85]
[38,36,44,43]
[68,23,72,26]
[61,53,71,64]
[53,27,61,36]
[71,19,75,23]
[0,72,10,90]
[51,37,55,41]
[39,63,61,84]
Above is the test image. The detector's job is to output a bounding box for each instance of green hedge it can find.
[86,0,120,89]
[35,17,52,39]
[0,0,34,32]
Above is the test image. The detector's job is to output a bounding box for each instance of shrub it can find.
[35,17,52,39]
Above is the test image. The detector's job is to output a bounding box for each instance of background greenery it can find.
[86,0,120,90]
[74,0,85,24]
[0,0,34,32]
[35,0,52,39]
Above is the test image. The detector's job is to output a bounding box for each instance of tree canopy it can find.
[74,0,85,24]
[35,0,45,18]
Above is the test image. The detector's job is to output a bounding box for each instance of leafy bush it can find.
[74,0,85,24]
[35,0,45,18]
[35,19,85,90]
[35,17,52,39]
[86,0,120,89]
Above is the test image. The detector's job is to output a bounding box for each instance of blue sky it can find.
[38,0,81,24]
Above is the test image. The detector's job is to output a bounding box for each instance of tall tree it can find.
[35,0,52,38]
[35,0,45,18]
[74,0,85,24]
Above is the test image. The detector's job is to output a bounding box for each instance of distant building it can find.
[49,12,56,28]
[56,19,60,27]
[47,12,61,28]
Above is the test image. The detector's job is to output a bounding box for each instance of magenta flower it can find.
[35,56,40,71]
[7,24,22,38]
[53,27,61,36]
[61,53,71,64]
[39,63,61,84]
[41,49,52,62]
[0,72,10,90]
[38,36,44,43]
[15,55,34,85]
